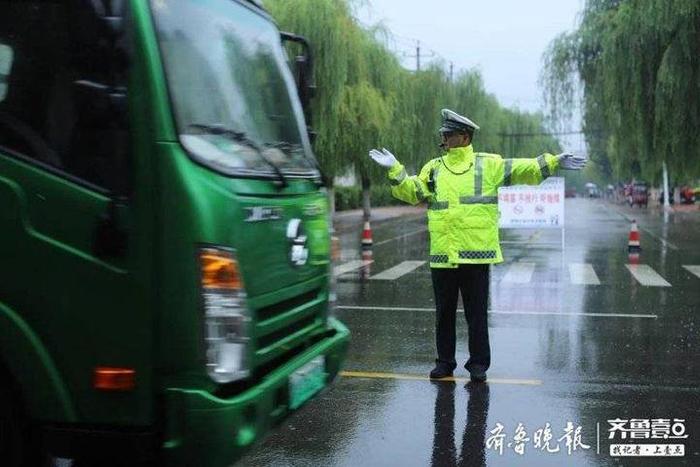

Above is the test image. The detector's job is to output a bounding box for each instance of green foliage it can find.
[266,0,561,189]
[542,0,700,184]
[334,184,405,210]
[334,185,362,211]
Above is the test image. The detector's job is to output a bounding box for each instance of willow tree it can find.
[542,0,700,193]
[266,0,359,188]
[266,0,562,213]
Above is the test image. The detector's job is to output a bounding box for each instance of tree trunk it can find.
[662,160,670,209]
[361,176,371,221]
[327,185,335,217]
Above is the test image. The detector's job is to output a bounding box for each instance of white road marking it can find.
[569,263,601,285]
[624,264,671,287]
[683,265,700,279]
[372,227,428,247]
[334,259,374,277]
[370,261,426,280]
[336,305,657,319]
[340,370,542,386]
[501,262,535,283]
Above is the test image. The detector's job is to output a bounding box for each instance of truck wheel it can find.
[0,380,27,467]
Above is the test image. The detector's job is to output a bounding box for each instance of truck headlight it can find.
[199,246,250,383]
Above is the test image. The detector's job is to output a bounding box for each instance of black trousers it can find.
[430,264,491,372]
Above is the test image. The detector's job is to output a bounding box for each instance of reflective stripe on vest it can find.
[414,178,426,200]
[537,155,550,179]
[390,168,407,186]
[459,196,498,205]
[430,254,449,263]
[458,250,497,260]
[474,157,484,196]
[503,159,513,186]
[429,201,449,210]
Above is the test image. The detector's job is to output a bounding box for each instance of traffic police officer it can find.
[369,109,585,382]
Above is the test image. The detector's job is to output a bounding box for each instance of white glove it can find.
[368,148,398,168]
[557,152,587,170]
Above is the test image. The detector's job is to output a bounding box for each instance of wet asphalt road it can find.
[239,198,700,466]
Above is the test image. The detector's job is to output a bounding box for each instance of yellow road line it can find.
[340,370,542,386]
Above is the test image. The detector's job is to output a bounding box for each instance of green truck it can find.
[0,1,349,465]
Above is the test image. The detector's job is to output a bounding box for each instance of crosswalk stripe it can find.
[342,258,692,288]
[569,263,600,285]
[370,260,425,280]
[334,259,374,277]
[501,262,535,283]
[683,265,700,279]
[625,264,671,287]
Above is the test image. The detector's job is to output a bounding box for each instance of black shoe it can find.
[469,369,487,383]
[465,363,487,383]
[429,364,454,379]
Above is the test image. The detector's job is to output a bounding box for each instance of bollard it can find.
[361,220,373,247]
[628,219,641,252]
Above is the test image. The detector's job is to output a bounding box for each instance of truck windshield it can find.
[150,0,317,177]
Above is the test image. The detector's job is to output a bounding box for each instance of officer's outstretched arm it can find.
[497,153,560,187]
[387,160,433,205]
[369,148,432,205]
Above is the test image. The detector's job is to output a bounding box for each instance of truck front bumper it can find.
[161,318,349,467]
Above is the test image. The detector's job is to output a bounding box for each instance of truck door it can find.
[0,1,153,425]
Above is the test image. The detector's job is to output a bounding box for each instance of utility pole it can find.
[449,61,454,82]
[403,40,435,72]
[417,40,420,71]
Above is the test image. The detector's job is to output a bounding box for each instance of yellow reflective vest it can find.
[387,145,559,268]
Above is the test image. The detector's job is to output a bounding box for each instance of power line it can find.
[497,129,601,137]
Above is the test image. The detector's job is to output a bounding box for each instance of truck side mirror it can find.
[280,32,316,122]
[0,44,13,103]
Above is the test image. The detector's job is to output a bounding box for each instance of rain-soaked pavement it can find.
[239,198,700,466]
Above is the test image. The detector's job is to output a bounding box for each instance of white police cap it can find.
[439,108,480,133]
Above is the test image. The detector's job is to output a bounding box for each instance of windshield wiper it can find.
[264,140,324,187]
[187,123,288,188]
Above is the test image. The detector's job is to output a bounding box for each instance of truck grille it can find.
[257,289,320,322]
[253,288,324,367]
[257,314,317,349]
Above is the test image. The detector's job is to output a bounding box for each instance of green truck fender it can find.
[0,301,77,422]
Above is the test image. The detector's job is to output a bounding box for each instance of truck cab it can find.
[0,1,349,465]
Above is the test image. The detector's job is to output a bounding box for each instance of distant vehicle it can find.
[680,186,696,204]
[659,189,675,205]
[585,183,600,198]
[565,187,577,198]
[605,184,615,199]
[630,182,649,208]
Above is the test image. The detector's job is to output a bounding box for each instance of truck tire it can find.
[0,380,27,466]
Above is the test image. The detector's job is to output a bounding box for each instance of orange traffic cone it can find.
[361,220,373,247]
[628,219,641,252]
[359,247,373,280]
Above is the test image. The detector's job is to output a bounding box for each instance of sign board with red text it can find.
[498,177,565,229]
